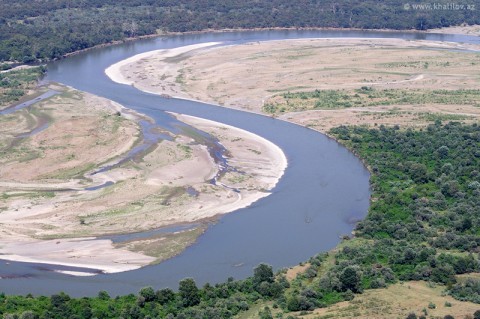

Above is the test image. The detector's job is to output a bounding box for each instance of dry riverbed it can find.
[114,38,480,132]
[0,83,286,274]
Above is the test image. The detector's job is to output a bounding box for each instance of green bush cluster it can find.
[282,122,480,312]
[330,122,480,288]
[0,66,45,106]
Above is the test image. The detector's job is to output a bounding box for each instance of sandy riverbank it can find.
[0,238,155,274]
[109,38,480,132]
[105,42,222,98]
[427,24,480,36]
[0,83,287,274]
[176,113,287,193]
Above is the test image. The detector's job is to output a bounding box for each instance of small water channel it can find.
[1,91,235,193]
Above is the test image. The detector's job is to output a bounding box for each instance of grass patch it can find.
[41,162,96,180]
[117,226,206,263]
[263,88,480,114]
[176,144,192,158]
[416,112,471,122]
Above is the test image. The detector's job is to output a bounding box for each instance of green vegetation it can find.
[451,278,480,303]
[1,0,479,62]
[326,123,480,293]
[116,227,206,264]
[265,122,480,313]
[41,162,96,180]
[1,38,479,314]
[1,122,479,318]
[0,264,289,319]
[263,88,480,113]
[176,144,192,158]
[0,66,45,107]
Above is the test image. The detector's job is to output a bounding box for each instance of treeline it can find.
[1,0,480,62]
[0,265,292,319]
[1,122,480,318]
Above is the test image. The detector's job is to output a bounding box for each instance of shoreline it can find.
[105,37,479,111]
[103,35,480,211]
[105,42,221,86]
[175,113,288,191]
[0,239,152,274]
[58,24,480,61]
[103,36,480,136]
[1,82,289,275]
[105,42,222,98]
[6,28,475,278]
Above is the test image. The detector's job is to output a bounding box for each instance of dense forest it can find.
[1,0,480,62]
[1,122,479,318]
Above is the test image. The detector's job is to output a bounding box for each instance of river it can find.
[0,29,478,296]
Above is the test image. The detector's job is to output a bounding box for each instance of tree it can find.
[156,288,175,305]
[97,290,110,300]
[258,306,273,319]
[19,312,37,319]
[50,292,70,308]
[431,263,455,284]
[339,266,362,293]
[253,263,274,287]
[179,278,200,307]
[437,145,449,158]
[139,286,156,302]
[122,20,138,37]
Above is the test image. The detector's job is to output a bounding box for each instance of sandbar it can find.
[0,83,287,274]
[109,38,480,132]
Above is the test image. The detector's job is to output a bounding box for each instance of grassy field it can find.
[292,280,480,319]
[233,278,480,319]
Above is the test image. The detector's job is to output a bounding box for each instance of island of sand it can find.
[0,83,286,275]
[107,38,480,133]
